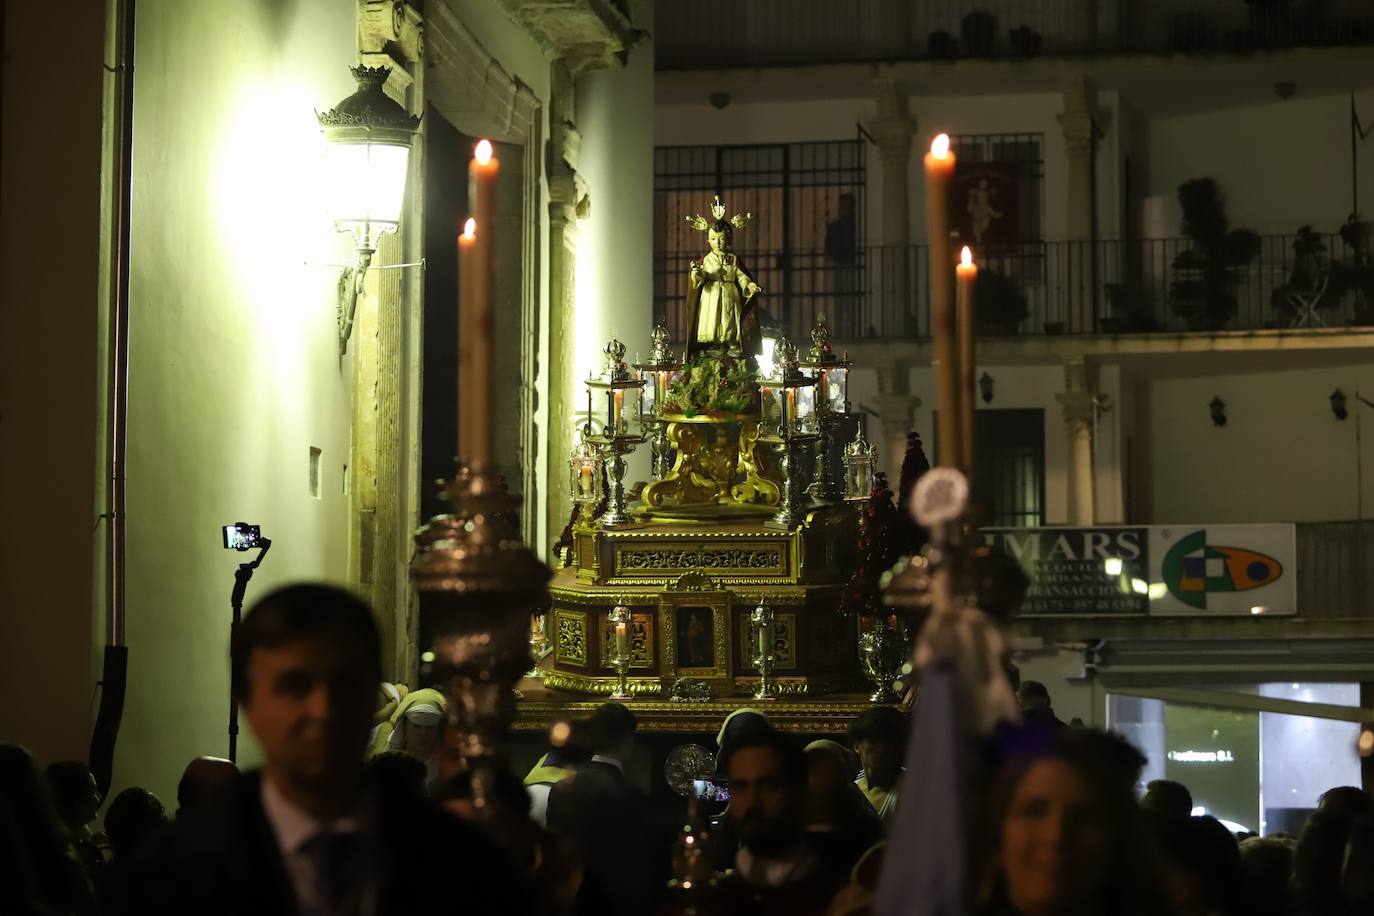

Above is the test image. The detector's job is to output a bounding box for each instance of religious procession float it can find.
[518,196,916,733]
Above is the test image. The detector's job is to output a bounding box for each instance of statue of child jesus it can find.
[685,197,762,360]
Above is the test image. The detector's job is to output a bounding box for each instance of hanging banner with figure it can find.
[979,525,1296,616]
[950,161,1019,248]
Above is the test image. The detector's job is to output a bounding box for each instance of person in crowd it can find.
[45,759,105,879]
[849,707,907,825]
[97,787,170,915]
[371,686,446,783]
[175,756,240,820]
[0,744,98,916]
[1342,812,1374,915]
[709,707,776,868]
[103,787,168,860]
[1140,778,1194,821]
[972,728,1171,916]
[1237,835,1295,916]
[107,583,524,916]
[547,702,658,916]
[802,739,883,874]
[522,718,592,827]
[706,727,848,916]
[715,707,773,772]
[1292,786,1374,916]
[1014,680,1067,730]
[1155,814,1240,916]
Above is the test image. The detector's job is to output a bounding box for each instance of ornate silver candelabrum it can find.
[608,604,632,699]
[751,601,777,700]
[799,316,852,504]
[633,326,679,482]
[760,338,819,530]
[587,339,647,528]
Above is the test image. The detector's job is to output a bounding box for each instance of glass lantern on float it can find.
[585,339,647,528]
[568,433,603,525]
[842,421,878,503]
[631,325,679,481]
[798,316,852,503]
[757,338,818,529]
[317,65,420,354]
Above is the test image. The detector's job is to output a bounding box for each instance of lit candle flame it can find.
[474,139,494,165]
[961,246,973,266]
[462,217,476,239]
[931,133,951,159]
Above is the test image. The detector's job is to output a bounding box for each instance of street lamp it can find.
[1331,388,1349,421]
[317,65,420,352]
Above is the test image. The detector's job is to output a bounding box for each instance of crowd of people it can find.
[3,582,1372,916]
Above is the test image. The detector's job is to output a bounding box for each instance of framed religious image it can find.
[659,571,731,681]
[675,606,715,671]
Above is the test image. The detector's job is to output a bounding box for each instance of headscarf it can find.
[367,687,444,757]
[386,688,446,753]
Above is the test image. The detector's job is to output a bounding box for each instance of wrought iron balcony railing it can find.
[652,232,1374,345]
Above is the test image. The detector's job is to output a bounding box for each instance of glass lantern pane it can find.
[622,386,644,436]
[796,385,816,421]
[323,141,410,235]
[829,368,848,408]
[640,372,656,414]
[760,386,779,437]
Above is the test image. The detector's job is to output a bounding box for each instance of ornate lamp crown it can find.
[808,315,835,363]
[648,324,676,366]
[316,65,422,139]
[685,195,752,232]
[603,338,630,381]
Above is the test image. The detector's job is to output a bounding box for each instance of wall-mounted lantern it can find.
[1209,396,1227,428]
[1331,388,1348,421]
[317,65,420,353]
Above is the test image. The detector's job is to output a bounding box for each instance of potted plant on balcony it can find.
[975,269,1030,336]
[1270,226,1338,326]
[1169,178,1261,331]
[961,10,998,57]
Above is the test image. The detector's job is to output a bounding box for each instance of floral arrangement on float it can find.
[659,353,759,419]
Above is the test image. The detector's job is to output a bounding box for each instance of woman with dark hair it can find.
[972,729,1171,916]
[0,745,98,916]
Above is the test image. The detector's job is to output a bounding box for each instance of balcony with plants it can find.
[656,0,1374,70]
[652,187,1374,345]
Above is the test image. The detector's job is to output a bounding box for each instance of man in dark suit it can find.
[547,703,660,916]
[107,584,524,916]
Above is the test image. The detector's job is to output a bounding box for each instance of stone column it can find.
[546,61,589,545]
[1056,77,1098,328]
[868,82,916,336]
[1055,357,1096,526]
[355,1,423,680]
[874,359,920,482]
[1057,76,1097,241]
[869,81,916,246]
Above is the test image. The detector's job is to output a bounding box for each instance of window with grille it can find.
[950,133,1045,291]
[974,408,1045,528]
[653,139,866,344]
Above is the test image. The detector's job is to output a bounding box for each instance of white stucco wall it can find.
[117,0,360,806]
[1142,90,1374,237]
[1144,361,1374,524]
[575,17,657,483]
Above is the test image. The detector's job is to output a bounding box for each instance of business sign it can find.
[979,525,1296,617]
